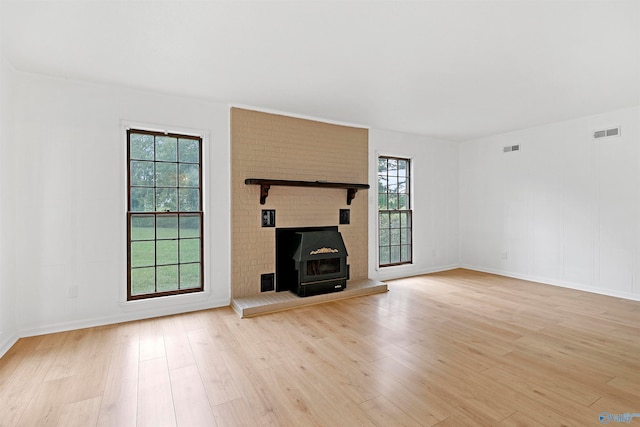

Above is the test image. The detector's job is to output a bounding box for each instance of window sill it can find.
[119,289,212,312]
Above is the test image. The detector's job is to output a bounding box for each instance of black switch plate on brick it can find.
[261,273,275,292]
[262,210,276,227]
[339,209,350,225]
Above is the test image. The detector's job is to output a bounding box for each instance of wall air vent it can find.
[593,126,621,139]
[606,127,619,137]
[503,145,520,153]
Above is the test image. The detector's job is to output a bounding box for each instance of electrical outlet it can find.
[501,251,508,260]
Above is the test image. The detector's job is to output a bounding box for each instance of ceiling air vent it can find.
[593,126,621,139]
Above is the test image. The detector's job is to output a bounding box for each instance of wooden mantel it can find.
[245,178,370,205]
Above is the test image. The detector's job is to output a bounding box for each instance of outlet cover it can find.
[262,210,276,227]
[339,209,350,225]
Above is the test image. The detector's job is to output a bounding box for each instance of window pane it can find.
[380,229,390,246]
[156,240,178,265]
[379,212,389,229]
[397,160,407,177]
[400,212,409,228]
[179,164,199,187]
[379,246,390,265]
[157,265,179,292]
[131,267,155,295]
[131,241,155,267]
[387,158,397,173]
[390,246,401,264]
[130,188,155,212]
[130,161,155,186]
[156,188,177,212]
[397,178,407,194]
[390,228,400,245]
[156,136,177,162]
[156,215,178,239]
[398,194,409,210]
[131,215,155,240]
[180,239,200,263]
[401,227,411,244]
[156,163,177,187]
[387,194,398,210]
[378,194,387,210]
[390,212,400,228]
[401,245,412,262]
[180,215,200,238]
[130,133,154,160]
[387,176,397,193]
[179,139,199,163]
[180,264,201,289]
[378,175,388,192]
[378,158,387,173]
[178,189,200,212]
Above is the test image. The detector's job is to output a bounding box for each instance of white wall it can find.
[0,53,19,356]
[11,71,231,336]
[368,129,459,281]
[460,106,640,300]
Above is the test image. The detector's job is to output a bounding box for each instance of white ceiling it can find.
[2,1,639,141]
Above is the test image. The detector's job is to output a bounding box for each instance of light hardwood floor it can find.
[1,269,640,426]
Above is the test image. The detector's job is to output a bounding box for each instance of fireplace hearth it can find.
[276,226,349,297]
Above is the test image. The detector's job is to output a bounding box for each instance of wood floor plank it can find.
[169,365,217,427]
[162,315,197,371]
[482,366,599,425]
[138,318,166,362]
[187,328,242,406]
[359,395,429,427]
[374,346,517,424]
[0,345,61,426]
[1,269,640,426]
[497,410,547,426]
[606,376,640,396]
[215,348,285,425]
[211,397,277,427]
[137,357,176,427]
[56,396,102,427]
[43,329,91,382]
[14,376,73,426]
[96,341,139,427]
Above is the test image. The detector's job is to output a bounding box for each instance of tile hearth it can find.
[231,278,388,318]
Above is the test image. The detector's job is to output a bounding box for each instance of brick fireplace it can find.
[230,108,370,304]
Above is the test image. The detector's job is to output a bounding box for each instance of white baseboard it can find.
[460,264,640,302]
[0,332,19,359]
[18,297,230,338]
[375,264,460,282]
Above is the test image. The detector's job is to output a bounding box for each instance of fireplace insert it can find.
[275,226,349,297]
